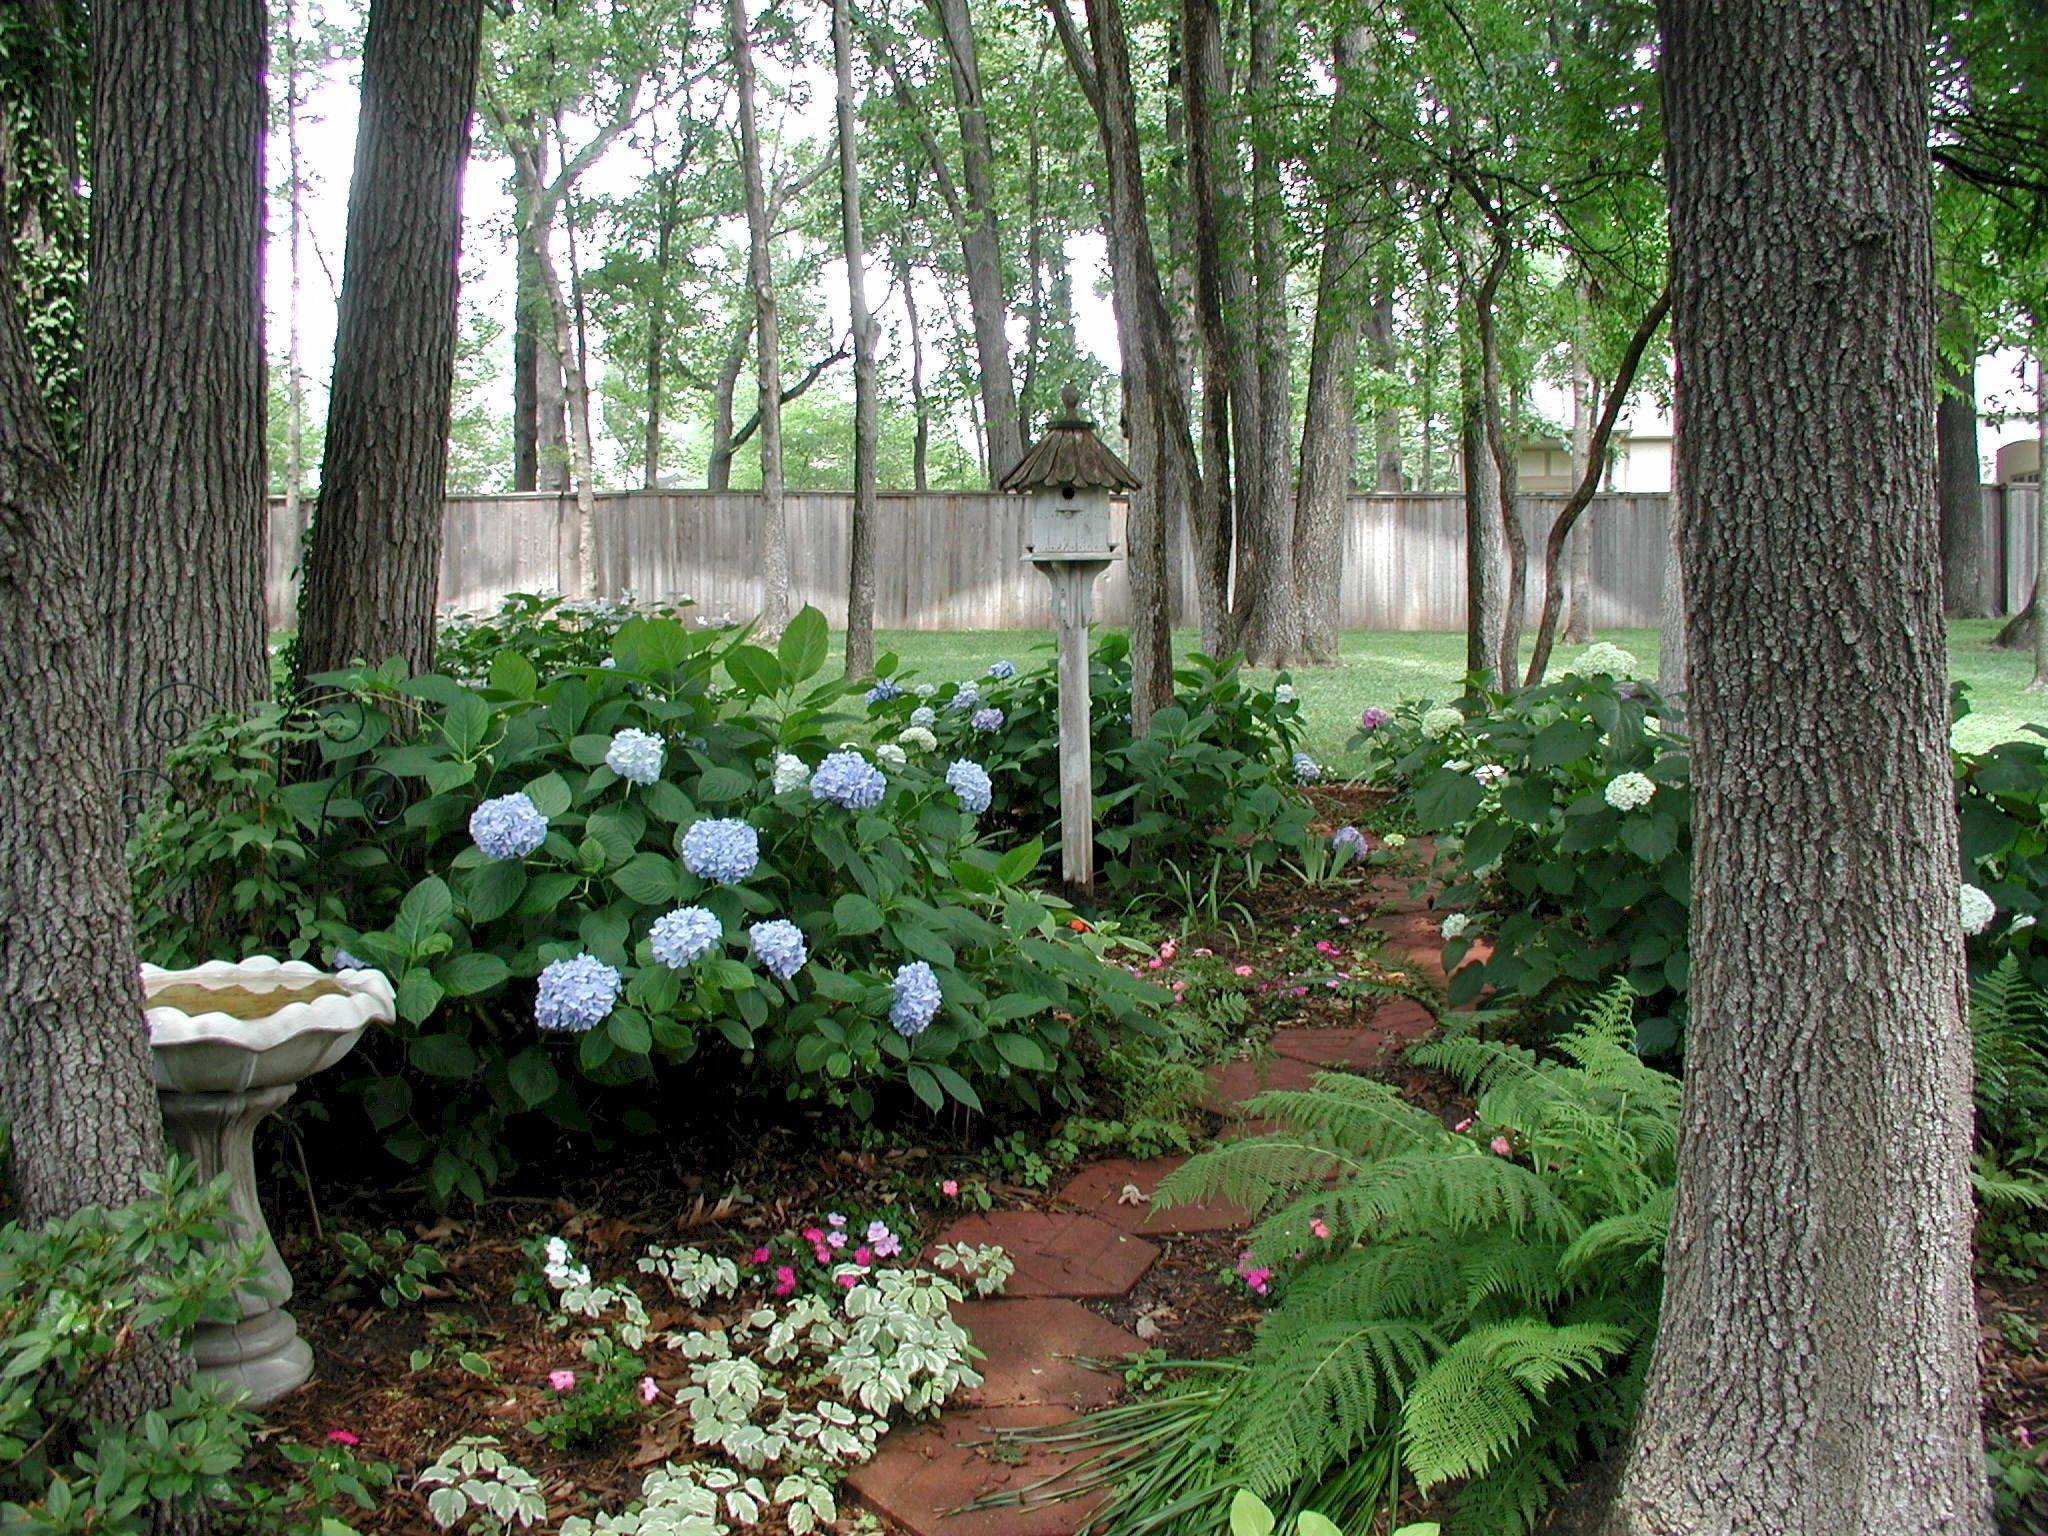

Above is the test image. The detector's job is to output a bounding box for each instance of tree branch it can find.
[716,342,852,461]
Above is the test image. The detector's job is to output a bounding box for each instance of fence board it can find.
[265,486,2029,634]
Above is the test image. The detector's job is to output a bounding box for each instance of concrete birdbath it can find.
[143,955,395,1405]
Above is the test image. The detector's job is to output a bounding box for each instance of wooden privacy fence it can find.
[266,483,2042,633]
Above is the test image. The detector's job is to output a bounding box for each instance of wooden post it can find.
[1040,556,1111,902]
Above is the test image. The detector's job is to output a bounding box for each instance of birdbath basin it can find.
[143,956,395,1406]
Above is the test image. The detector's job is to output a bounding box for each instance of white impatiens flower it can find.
[1473,764,1508,787]
[1440,912,1473,940]
[770,751,811,795]
[1604,771,1656,812]
[1960,883,1997,937]
[1569,641,1640,678]
[1382,832,1408,848]
[1421,706,1464,739]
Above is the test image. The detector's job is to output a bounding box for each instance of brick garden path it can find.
[849,872,1455,1535]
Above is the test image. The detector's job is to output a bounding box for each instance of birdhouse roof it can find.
[999,384,1142,493]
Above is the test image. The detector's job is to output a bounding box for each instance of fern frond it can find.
[1399,1320,1634,1491]
[1448,1369,1644,1536]
[1972,1154,2048,1209]
[1229,1317,1440,1495]
[1238,1074,1446,1153]
[1303,1146,1585,1247]
[1155,1136,1373,1220]
[1557,1188,1672,1281]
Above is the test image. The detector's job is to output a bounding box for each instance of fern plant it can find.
[1968,956,2048,1266]
[984,984,1672,1536]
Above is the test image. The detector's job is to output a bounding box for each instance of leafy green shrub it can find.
[1356,670,1690,1050]
[859,636,1315,898]
[1,1161,260,1535]
[133,607,1163,1204]
[435,591,695,682]
[1029,986,1670,1536]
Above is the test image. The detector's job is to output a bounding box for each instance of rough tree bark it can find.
[1063,0,1198,731]
[833,0,879,680]
[297,0,483,682]
[1564,294,1595,644]
[897,250,931,492]
[511,126,549,492]
[1656,430,1688,699]
[1178,0,1237,655]
[1937,320,1990,619]
[730,0,790,636]
[2029,349,2047,693]
[705,314,750,492]
[1293,23,1373,666]
[1230,0,1300,665]
[1598,3,1989,1531]
[1365,285,1404,492]
[82,0,268,789]
[1460,352,1505,688]
[928,0,1023,480]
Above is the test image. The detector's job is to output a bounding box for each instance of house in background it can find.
[1997,439,2039,485]
[1515,426,1673,494]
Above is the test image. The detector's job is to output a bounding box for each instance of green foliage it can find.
[1359,666,1690,1050]
[435,592,693,683]
[526,1361,649,1452]
[331,1227,450,1308]
[1057,985,1670,1536]
[224,1439,397,1536]
[1969,957,2048,1273]
[132,605,1163,1205]
[860,635,1314,901]
[0,1162,262,1535]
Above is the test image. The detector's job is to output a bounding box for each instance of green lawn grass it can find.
[832,620,2048,766]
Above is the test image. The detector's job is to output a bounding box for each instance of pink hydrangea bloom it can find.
[548,1369,576,1392]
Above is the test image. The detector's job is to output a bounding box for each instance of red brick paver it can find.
[1196,1053,1326,1115]
[847,1403,1103,1536]
[1268,1025,1407,1069]
[950,1299,1142,1409]
[1053,1156,1253,1235]
[935,1212,1158,1298]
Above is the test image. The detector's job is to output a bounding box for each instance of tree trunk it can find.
[929,0,1023,482]
[1079,0,1194,731]
[1365,285,1404,492]
[1937,322,1989,619]
[1178,0,1237,656]
[1657,456,1688,698]
[1461,355,1505,689]
[706,315,750,492]
[729,0,790,636]
[297,0,483,681]
[533,183,599,596]
[1292,22,1372,666]
[511,127,545,493]
[1469,239,1524,688]
[2029,349,2047,692]
[283,0,308,526]
[82,0,268,790]
[642,142,677,491]
[1231,0,1299,665]
[898,253,930,493]
[1601,4,1987,1530]
[833,0,878,680]
[1564,298,1595,644]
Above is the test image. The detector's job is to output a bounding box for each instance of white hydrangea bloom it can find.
[898,726,938,753]
[1273,683,1296,704]
[1569,641,1640,678]
[1421,706,1463,739]
[1473,764,1508,787]
[875,744,907,770]
[1960,883,1997,937]
[1440,912,1472,940]
[770,752,811,795]
[1604,771,1656,812]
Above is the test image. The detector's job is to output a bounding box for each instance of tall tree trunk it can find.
[2029,348,2047,692]
[283,0,308,526]
[1074,0,1195,731]
[297,0,483,681]
[1601,3,1987,1530]
[1178,0,1236,655]
[1292,21,1372,666]
[1468,237,1524,688]
[1657,453,1688,698]
[642,140,677,492]
[1231,0,1299,664]
[729,0,790,635]
[833,0,878,680]
[1460,352,1505,688]
[1365,284,1404,492]
[929,0,1023,482]
[1564,295,1595,644]
[536,170,600,596]
[82,0,268,790]
[510,127,555,493]
[897,252,930,492]
[513,244,540,490]
[1937,332,1989,618]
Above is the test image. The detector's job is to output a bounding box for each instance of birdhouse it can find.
[1000,384,1139,561]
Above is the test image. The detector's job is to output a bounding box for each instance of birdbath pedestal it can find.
[143,956,395,1406]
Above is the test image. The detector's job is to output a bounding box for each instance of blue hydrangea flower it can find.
[947,684,981,712]
[865,679,904,704]
[889,960,942,1037]
[471,792,549,861]
[535,954,621,1033]
[750,919,808,981]
[970,706,1004,734]
[1330,825,1371,863]
[1293,752,1322,785]
[945,760,993,816]
[331,948,367,972]
[909,706,937,729]
[987,659,1016,680]
[810,750,887,810]
[605,727,665,786]
[680,818,760,884]
[649,906,722,968]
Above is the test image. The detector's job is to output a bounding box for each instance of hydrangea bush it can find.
[132,607,1161,1204]
[858,633,1314,898]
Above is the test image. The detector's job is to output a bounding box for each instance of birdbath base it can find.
[158,1083,311,1406]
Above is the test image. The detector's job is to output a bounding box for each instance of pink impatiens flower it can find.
[326,1429,360,1446]
[1309,1217,1331,1240]
[941,1179,959,1196]
[548,1369,576,1392]
[1490,1135,1513,1157]
[854,1245,874,1266]
[835,1271,860,1289]
[1233,964,1254,978]
[773,1265,797,1296]
[639,1376,660,1405]
[750,1246,771,1264]
[1453,1117,1474,1133]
